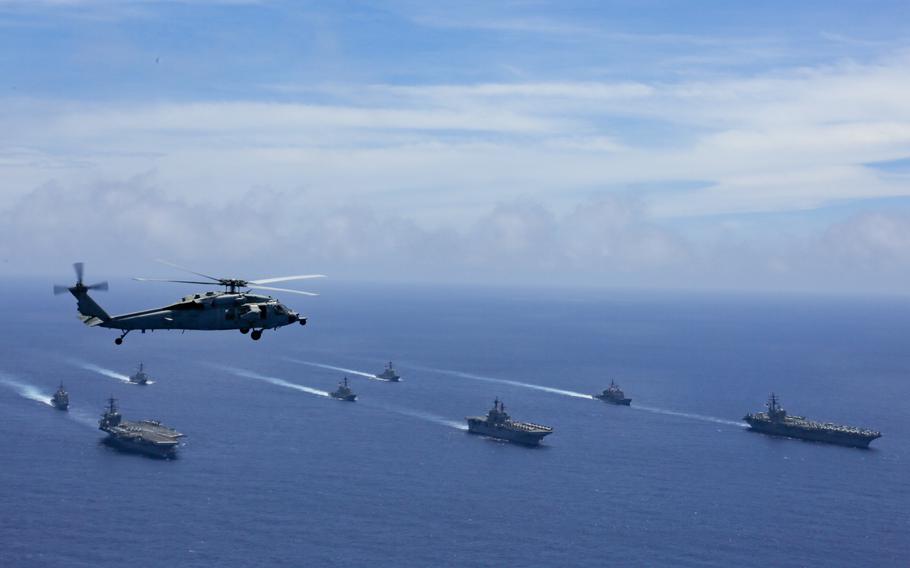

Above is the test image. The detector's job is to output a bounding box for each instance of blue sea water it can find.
[1,281,908,567]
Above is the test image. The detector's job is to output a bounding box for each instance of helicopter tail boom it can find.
[73,291,110,326]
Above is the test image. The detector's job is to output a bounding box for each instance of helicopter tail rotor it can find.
[54,262,109,295]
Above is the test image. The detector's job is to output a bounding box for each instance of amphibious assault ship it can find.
[466,398,553,446]
[743,393,881,448]
[51,384,69,411]
[129,362,152,385]
[330,377,357,401]
[377,361,400,382]
[594,380,631,405]
[98,397,183,458]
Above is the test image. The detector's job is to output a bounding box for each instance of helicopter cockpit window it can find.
[274,305,285,315]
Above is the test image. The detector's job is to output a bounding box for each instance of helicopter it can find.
[54,261,324,344]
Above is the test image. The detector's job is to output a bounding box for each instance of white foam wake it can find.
[366,402,467,431]
[0,374,53,406]
[70,361,131,384]
[284,358,388,381]
[213,364,330,398]
[413,365,595,400]
[632,405,747,428]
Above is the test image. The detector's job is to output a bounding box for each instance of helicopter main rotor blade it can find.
[154,259,221,282]
[250,274,327,285]
[73,262,84,284]
[250,284,319,296]
[134,277,219,285]
[86,281,109,291]
[53,284,70,295]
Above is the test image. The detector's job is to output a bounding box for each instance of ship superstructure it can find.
[129,362,152,385]
[330,377,357,401]
[594,380,631,406]
[743,393,880,448]
[377,361,400,382]
[51,383,69,411]
[466,398,553,446]
[98,397,183,458]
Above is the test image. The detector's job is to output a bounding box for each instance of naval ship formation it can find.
[98,397,184,458]
[744,393,881,448]
[466,398,553,446]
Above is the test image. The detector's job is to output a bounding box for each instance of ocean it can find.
[1,281,908,567]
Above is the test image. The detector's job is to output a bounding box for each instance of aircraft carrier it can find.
[466,398,553,446]
[743,393,881,448]
[98,397,184,458]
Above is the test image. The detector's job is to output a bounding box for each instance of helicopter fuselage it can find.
[98,291,303,331]
[70,288,306,343]
[57,262,319,344]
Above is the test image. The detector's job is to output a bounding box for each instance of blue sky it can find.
[2,1,910,292]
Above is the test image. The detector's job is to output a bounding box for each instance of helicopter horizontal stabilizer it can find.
[79,315,106,327]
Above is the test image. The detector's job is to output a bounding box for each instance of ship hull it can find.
[52,402,69,411]
[331,394,357,401]
[466,420,550,446]
[744,420,879,448]
[594,395,631,406]
[102,435,178,458]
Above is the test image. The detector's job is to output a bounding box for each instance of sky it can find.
[2,0,910,293]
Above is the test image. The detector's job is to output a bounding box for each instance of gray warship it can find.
[51,383,69,411]
[743,393,881,448]
[98,397,183,458]
[129,362,152,385]
[594,380,631,405]
[466,398,553,446]
[377,361,400,382]
[330,377,357,401]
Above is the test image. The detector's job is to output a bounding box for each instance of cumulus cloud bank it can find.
[2,2,910,293]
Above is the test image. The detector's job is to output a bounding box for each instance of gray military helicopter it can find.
[54,261,324,344]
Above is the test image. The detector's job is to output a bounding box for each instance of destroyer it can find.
[594,380,631,405]
[466,398,553,446]
[330,377,357,401]
[51,383,69,411]
[377,361,400,382]
[743,393,881,448]
[129,362,152,385]
[98,397,183,458]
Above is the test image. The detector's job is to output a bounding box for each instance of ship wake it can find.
[284,358,389,381]
[69,360,132,384]
[213,364,331,398]
[414,365,595,400]
[632,405,746,428]
[0,373,53,406]
[365,402,467,431]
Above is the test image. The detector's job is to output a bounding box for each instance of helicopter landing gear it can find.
[239,328,249,334]
[250,329,262,341]
[114,330,130,345]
